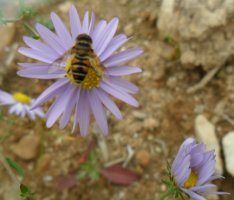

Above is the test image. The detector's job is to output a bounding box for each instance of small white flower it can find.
[0,90,45,120]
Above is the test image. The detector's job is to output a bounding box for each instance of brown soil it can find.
[0,0,233,200]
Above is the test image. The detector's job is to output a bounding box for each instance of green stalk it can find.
[156,187,175,200]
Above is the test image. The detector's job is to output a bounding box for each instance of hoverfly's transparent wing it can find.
[48,53,71,74]
[48,60,64,73]
[88,56,104,76]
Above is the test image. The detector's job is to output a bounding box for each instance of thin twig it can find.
[187,65,222,94]
[5,43,19,66]
[222,114,234,126]
[123,145,134,167]
[104,157,125,168]
[92,125,109,162]
[0,148,19,186]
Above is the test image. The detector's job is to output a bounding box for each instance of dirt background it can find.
[0,0,234,199]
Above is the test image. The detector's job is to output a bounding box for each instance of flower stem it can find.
[156,188,175,200]
[0,148,19,186]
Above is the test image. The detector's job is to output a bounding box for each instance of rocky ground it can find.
[0,0,234,200]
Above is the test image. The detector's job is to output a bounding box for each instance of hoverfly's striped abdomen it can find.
[65,33,104,89]
[69,34,94,84]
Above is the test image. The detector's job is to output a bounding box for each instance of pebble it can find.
[143,117,160,130]
[154,65,165,81]
[149,10,158,24]
[11,134,40,160]
[0,24,15,49]
[195,115,223,175]
[166,77,177,89]
[3,184,19,200]
[119,0,128,5]
[160,184,166,192]
[135,150,150,167]
[204,192,219,200]
[222,131,234,177]
[58,1,73,13]
[36,154,52,172]
[124,24,134,36]
[133,111,146,120]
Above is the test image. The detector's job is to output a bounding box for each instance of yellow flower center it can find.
[13,92,31,104]
[183,170,198,188]
[65,55,103,90]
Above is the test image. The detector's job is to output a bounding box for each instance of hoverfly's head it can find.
[76,34,93,44]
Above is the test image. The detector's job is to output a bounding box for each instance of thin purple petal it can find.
[59,86,77,128]
[109,77,139,94]
[100,34,128,62]
[69,5,81,40]
[88,12,95,34]
[106,66,142,76]
[100,81,139,107]
[88,90,108,135]
[35,23,65,55]
[77,90,90,136]
[51,12,73,50]
[18,62,50,69]
[103,48,143,67]
[91,20,107,49]
[23,36,59,57]
[96,18,119,56]
[94,88,122,120]
[72,89,81,132]
[31,79,68,109]
[81,11,89,34]
[17,66,65,79]
[18,47,56,63]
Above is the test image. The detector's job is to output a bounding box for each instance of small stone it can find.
[135,150,150,167]
[166,77,177,88]
[3,184,19,200]
[160,184,166,192]
[222,131,234,177]
[180,51,196,67]
[203,185,219,200]
[133,111,146,120]
[204,192,219,200]
[58,1,73,13]
[155,146,162,153]
[142,70,151,79]
[143,117,160,130]
[195,115,223,175]
[36,154,52,172]
[124,24,134,36]
[43,175,54,184]
[11,134,40,160]
[154,65,165,81]
[0,24,15,49]
[119,0,128,5]
[149,10,158,24]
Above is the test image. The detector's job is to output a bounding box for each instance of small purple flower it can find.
[0,90,45,120]
[17,5,142,135]
[172,138,229,200]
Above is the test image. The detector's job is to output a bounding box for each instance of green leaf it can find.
[20,184,29,194]
[37,18,54,30]
[0,110,3,120]
[6,157,25,177]
[77,149,100,181]
[20,184,35,200]
[19,0,36,19]
[24,23,40,40]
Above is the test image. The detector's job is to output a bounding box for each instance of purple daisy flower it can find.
[0,90,45,120]
[172,138,229,200]
[17,5,142,136]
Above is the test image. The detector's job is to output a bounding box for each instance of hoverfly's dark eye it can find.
[77,34,92,44]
